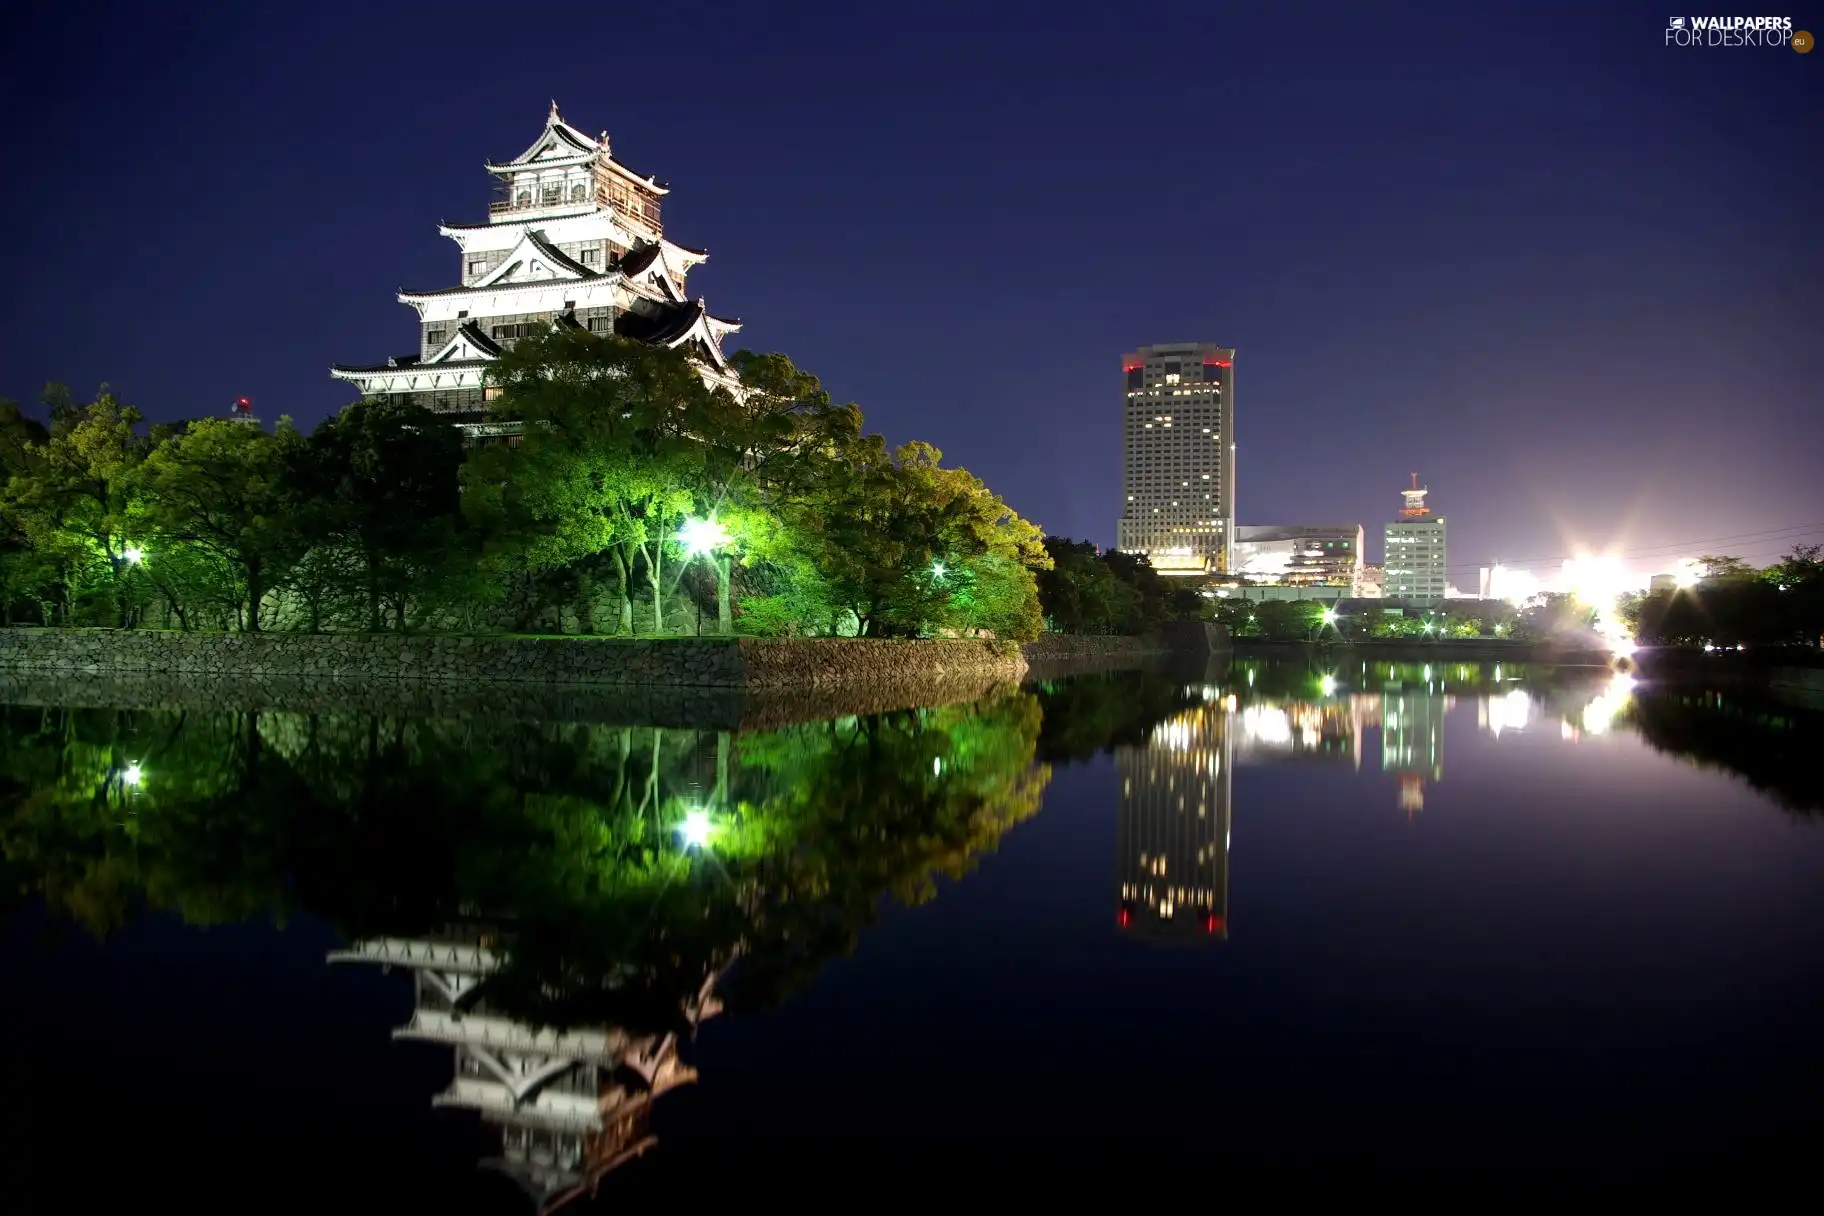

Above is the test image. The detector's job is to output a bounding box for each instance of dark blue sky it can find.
[2,1,1817,578]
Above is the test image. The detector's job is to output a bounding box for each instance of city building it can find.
[1383,474,1448,605]
[1116,705,1232,942]
[332,104,741,441]
[1117,343,1236,577]
[1233,524,1365,590]
[1358,563,1386,598]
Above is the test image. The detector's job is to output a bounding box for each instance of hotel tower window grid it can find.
[1117,343,1236,577]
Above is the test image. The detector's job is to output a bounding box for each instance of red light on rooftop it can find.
[1204,915,1225,933]
[1118,909,1131,928]
[1202,357,1232,368]
[1122,359,1143,373]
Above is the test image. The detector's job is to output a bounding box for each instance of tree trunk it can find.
[246,562,263,633]
[717,556,732,634]
[613,549,634,634]
[647,545,664,634]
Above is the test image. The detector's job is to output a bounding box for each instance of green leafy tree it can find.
[291,398,469,631]
[2,388,151,626]
[138,418,306,631]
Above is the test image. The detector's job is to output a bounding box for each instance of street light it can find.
[678,808,713,850]
[675,518,732,635]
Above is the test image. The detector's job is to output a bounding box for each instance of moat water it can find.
[2,657,1819,1204]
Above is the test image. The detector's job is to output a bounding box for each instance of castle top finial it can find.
[549,98,561,120]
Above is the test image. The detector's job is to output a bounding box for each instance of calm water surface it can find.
[2,658,1819,1204]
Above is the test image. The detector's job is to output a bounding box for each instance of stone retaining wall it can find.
[0,629,1179,693]
[0,629,1036,690]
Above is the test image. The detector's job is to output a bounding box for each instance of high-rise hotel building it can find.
[1117,344,1236,577]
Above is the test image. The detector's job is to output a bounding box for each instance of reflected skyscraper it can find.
[330,935,719,1211]
[1382,685,1447,814]
[1116,705,1233,941]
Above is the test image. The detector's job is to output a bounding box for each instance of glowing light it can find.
[678,809,714,849]
[1672,559,1700,590]
[1487,688,1531,737]
[122,547,145,565]
[1580,673,1636,736]
[675,517,730,557]
[1320,608,1338,626]
[1319,674,1338,696]
[1487,564,1539,606]
[930,561,947,581]
[123,763,143,787]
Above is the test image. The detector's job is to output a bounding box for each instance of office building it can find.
[1117,343,1236,577]
[1233,524,1365,590]
[1383,475,1448,605]
[332,104,742,441]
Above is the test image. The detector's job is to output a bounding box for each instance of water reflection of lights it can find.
[1238,706,1292,746]
[1579,673,1636,736]
[1486,688,1531,737]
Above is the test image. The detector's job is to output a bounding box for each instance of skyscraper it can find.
[1117,343,1236,577]
[1383,475,1448,604]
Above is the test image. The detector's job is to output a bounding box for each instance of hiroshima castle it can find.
[332,103,742,437]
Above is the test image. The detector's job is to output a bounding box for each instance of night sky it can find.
[2,1,1817,580]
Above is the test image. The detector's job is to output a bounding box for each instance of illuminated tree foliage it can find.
[0,338,1056,638]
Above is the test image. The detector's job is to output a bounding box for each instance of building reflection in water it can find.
[1382,682,1447,815]
[330,935,718,1211]
[1116,704,1233,942]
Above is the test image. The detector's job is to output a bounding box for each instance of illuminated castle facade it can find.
[331,104,742,440]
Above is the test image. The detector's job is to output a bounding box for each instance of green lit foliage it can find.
[1,386,152,626]
[785,438,1050,640]
[138,417,306,631]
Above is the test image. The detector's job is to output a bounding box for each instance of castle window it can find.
[587,316,611,333]
[467,259,486,277]
[579,247,599,265]
[425,328,446,349]
[570,183,586,202]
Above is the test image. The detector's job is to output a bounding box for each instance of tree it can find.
[2,388,151,626]
[1037,537,1143,635]
[292,398,469,631]
[139,418,305,631]
[469,330,724,635]
[789,439,1049,639]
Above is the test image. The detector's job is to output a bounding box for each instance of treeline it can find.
[0,334,1056,639]
[1035,537,1205,634]
[1625,550,1824,650]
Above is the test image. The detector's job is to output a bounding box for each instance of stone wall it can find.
[0,629,1180,693]
[0,629,1037,690]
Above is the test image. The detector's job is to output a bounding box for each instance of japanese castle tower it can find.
[332,103,742,437]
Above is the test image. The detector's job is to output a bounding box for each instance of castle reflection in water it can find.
[1115,658,1625,944]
